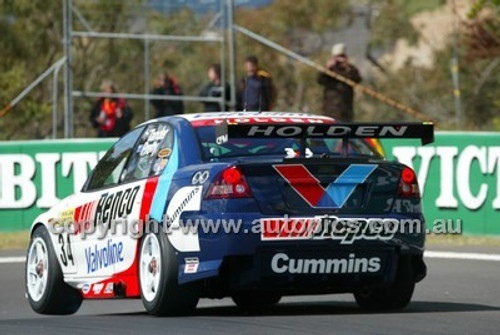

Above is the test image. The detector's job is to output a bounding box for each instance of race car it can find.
[25,112,433,315]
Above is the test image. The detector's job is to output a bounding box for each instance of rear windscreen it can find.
[195,125,380,160]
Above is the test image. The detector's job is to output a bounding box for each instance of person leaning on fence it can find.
[237,56,276,112]
[150,70,185,117]
[89,81,133,138]
[317,43,362,122]
[199,64,230,112]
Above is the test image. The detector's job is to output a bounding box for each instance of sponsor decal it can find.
[311,217,398,243]
[389,199,422,213]
[84,239,124,274]
[226,123,432,143]
[140,128,168,157]
[285,147,313,158]
[94,186,140,225]
[215,119,229,144]
[239,124,410,138]
[184,258,199,274]
[152,158,168,175]
[58,208,75,226]
[273,164,377,208]
[165,186,203,252]
[270,253,382,274]
[74,200,98,229]
[50,208,77,229]
[157,148,172,158]
[216,134,228,145]
[104,282,114,294]
[73,206,97,235]
[260,217,398,244]
[92,283,104,295]
[165,186,202,226]
[191,171,209,185]
[261,218,318,240]
[185,112,334,127]
[72,185,140,233]
[82,283,91,294]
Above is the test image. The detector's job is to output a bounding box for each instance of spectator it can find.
[199,64,230,112]
[318,43,362,122]
[237,56,275,111]
[89,81,133,137]
[150,70,184,117]
[113,102,133,137]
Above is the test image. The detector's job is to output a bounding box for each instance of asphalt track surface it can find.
[1,246,500,335]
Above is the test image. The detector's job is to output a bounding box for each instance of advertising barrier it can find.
[0,132,498,234]
[382,132,500,235]
[0,139,114,231]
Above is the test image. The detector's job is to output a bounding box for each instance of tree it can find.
[468,0,500,18]
[0,0,63,139]
[2,0,500,139]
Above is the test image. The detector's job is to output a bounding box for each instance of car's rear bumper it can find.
[175,212,426,290]
[199,247,426,298]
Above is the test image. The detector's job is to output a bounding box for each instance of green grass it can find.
[426,234,500,247]
[0,231,30,250]
[396,0,446,17]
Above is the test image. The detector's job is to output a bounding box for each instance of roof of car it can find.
[138,112,336,128]
[136,112,337,130]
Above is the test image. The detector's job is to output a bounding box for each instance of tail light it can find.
[398,167,420,198]
[205,167,253,199]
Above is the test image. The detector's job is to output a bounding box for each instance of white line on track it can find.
[424,251,500,262]
[0,251,499,265]
[0,257,26,264]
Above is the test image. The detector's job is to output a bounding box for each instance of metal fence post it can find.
[227,0,237,110]
[220,0,227,111]
[144,38,151,120]
[63,0,74,138]
[52,65,61,139]
[451,0,463,127]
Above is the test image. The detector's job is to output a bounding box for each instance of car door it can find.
[63,126,145,281]
[61,122,175,286]
[109,122,175,279]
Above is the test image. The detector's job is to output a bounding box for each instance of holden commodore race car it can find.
[25,112,433,316]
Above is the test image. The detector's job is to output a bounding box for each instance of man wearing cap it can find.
[318,43,362,122]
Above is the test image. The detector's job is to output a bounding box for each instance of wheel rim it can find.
[140,234,162,302]
[26,237,49,302]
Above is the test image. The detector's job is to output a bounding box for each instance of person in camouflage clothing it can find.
[317,43,362,122]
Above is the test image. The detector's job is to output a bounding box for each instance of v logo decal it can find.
[273,164,377,208]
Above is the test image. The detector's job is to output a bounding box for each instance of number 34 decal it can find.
[58,234,75,267]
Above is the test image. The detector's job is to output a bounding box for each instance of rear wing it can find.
[218,122,434,145]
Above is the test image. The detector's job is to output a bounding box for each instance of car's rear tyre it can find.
[25,226,82,315]
[232,291,281,311]
[139,228,199,316]
[354,256,415,311]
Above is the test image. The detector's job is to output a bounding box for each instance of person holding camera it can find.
[318,43,362,122]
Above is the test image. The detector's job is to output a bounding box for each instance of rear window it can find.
[195,125,380,160]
